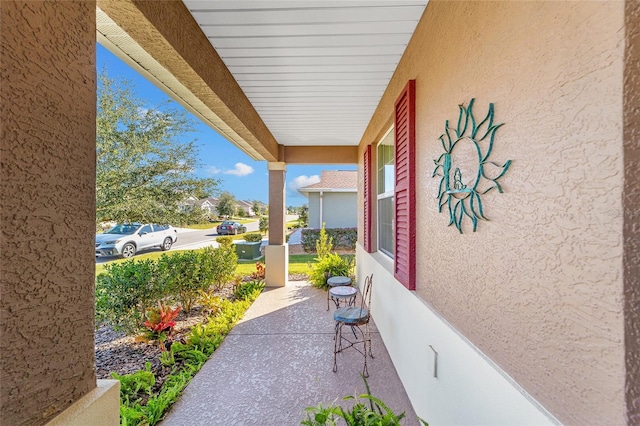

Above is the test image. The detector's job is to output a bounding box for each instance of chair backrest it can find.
[360,273,373,314]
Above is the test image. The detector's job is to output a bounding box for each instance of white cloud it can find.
[205,166,222,175]
[205,163,254,177]
[289,174,320,191]
[224,162,254,177]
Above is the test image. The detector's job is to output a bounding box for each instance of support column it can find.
[1,1,118,425]
[265,162,288,286]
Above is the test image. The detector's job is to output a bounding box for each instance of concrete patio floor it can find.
[161,281,419,425]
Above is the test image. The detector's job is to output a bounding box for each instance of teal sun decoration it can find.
[432,99,512,233]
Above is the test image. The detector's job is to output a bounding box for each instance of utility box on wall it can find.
[235,242,262,260]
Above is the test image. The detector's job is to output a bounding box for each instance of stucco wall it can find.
[1,1,97,425]
[308,193,321,229]
[359,1,628,424]
[308,192,358,229]
[322,193,357,229]
[624,1,640,423]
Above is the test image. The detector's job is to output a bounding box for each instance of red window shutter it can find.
[363,145,373,253]
[394,80,416,290]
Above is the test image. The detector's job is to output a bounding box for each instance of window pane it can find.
[377,131,394,195]
[378,196,394,256]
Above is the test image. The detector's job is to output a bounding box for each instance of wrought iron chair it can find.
[333,274,374,377]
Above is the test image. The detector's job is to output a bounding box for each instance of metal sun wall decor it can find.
[432,99,511,233]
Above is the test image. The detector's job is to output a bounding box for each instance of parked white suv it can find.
[95,223,177,258]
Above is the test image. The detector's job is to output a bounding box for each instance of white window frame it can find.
[377,127,395,258]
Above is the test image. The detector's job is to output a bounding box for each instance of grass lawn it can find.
[183,223,216,230]
[97,251,316,277]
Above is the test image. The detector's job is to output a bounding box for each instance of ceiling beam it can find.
[283,146,358,164]
[97,0,280,162]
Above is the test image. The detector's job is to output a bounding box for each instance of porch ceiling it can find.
[97,0,427,162]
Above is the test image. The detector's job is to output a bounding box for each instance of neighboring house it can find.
[297,170,357,229]
[179,195,199,213]
[189,197,261,218]
[196,197,219,217]
[236,199,255,216]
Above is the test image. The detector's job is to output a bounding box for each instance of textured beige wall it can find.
[624,1,640,423]
[359,1,628,424]
[1,1,97,425]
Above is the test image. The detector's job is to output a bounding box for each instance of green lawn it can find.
[183,223,216,230]
[97,251,316,277]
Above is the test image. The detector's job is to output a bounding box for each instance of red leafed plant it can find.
[250,262,266,280]
[140,302,181,350]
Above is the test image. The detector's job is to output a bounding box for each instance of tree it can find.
[252,200,262,216]
[216,192,237,217]
[298,204,309,227]
[96,71,219,225]
[259,216,269,234]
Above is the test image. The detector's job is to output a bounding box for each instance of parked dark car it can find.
[216,220,246,235]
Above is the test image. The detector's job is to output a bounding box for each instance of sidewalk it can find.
[160,281,419,425]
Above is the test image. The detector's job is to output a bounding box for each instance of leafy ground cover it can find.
[97,279,269,425]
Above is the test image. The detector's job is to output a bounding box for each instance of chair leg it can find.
[362,335,369,378]
[327,289,330,311]
[333,322,341,373]
[366,322,374,359]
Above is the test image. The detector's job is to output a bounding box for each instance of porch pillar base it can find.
[265,244,288,287]
[46,380,120,426]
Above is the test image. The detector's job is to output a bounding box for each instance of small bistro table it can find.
[327,275,352,310]
[329,285,358,309]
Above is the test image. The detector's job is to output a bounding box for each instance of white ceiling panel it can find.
[182,0,428,147]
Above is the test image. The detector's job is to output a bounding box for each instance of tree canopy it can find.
[216,192,237,218]
[96,71,219,225]
[252,200,262,216]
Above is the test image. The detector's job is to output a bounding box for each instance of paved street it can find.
[96,220,260,264]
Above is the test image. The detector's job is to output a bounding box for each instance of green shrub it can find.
[204,244,237,290]
[315,224,333,260]
[259,216,269,234]
[156,251,204,312]
[309,253,355,290]
[302,228,357,252]
[234,280,265,301]
[155,246,237,312]
[215,236,233,247]
[95,259,159,333]
[243,232,263,243]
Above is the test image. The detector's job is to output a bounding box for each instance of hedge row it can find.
[96,245,237,333]
[300,227,357,252]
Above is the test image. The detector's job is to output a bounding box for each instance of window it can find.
[377,128,395,257]
[362,80,415,290]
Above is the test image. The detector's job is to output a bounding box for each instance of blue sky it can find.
[97,44,355,207]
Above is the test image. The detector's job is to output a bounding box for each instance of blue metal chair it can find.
[333,274,374,377]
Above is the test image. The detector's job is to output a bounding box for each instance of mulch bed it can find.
[95,273,308,392]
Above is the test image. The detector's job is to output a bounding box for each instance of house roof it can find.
[298,170,357,196]
[195,197,219,207]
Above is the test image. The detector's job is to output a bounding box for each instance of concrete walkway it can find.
[161,281,419,425]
